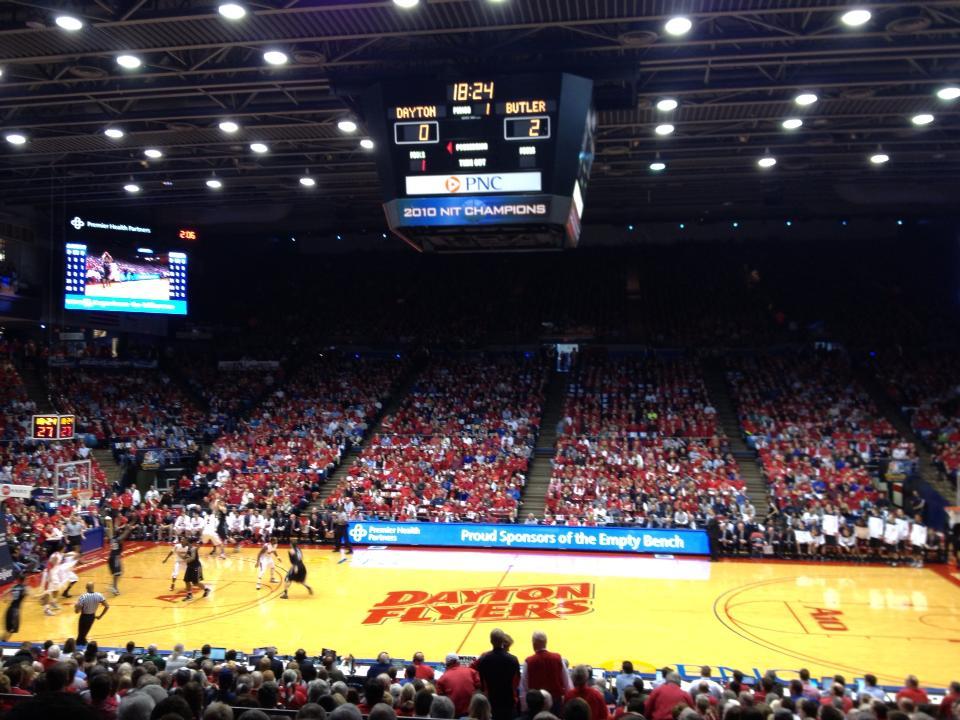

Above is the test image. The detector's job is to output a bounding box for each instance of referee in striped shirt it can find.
[74,582,109,646]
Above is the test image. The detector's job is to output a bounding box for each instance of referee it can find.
[74,582,109,646]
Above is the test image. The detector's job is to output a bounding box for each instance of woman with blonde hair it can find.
[468,693,492,720]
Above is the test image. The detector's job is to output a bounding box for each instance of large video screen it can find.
[64,244,187,315]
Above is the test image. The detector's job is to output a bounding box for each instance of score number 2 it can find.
[504,116,551,141]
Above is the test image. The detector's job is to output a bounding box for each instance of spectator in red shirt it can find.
[644,672,693,720]
[564,665,610,720]
[520,631,571,713]
[411,652,435,681]
[896,676,929,707]
[436,654,480,717]
[939,682,960,719]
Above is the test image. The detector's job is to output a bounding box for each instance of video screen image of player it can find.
[64,243,187,315]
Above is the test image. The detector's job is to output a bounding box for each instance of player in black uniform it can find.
[2,574,27,641]
[182,538,211,601]
[280,540,313,599]
[107,516,138,596]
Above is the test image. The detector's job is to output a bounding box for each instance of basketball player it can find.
[256,540,280,590]
[39,553,61,616]
[910,515,928,568]
[182,538,211,601]
[173,512,190,540]
[56,551,80,599]
[163,538,191,591]
[280,540,313,599]
[201,512,227,559]
[2,574,27,641]
[227,510,245,552]
[100,251,114,286]
[106,516,138,596]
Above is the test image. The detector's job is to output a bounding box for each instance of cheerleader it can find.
[256,540,280,590]
[280,540,313,599]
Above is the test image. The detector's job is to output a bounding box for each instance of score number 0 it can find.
[394,121,440,145]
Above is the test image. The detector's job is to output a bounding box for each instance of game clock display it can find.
[31,414,75,440]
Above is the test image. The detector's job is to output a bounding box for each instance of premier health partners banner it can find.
[347,521,710,555]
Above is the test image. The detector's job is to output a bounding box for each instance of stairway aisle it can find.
[702,358,768,511]
[854,363,955,505]
[312,357,426,508]
[17,364,55,412]
[521,367,566,520]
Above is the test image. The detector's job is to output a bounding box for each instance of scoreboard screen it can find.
[364,74,594,252]
[32,414,75,440]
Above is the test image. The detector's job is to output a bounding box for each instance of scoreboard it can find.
[364,74,595,252]
[31,414,75,440]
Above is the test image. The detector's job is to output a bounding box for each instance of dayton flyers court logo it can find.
[362,582,594,625]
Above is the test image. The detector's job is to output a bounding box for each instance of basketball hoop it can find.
[77,490,94,504]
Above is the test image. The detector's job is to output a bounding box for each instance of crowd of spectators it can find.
[325,355,545,522]
[0,630,956,720]
[725,352,937,561]
[198,355,403,512]
[545,358,743,527]
[872,350,960,486]
[50,368,203,466]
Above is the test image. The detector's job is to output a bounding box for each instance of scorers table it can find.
[363,73,595,252]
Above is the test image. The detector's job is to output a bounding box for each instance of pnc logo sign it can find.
[405,171,541,196]
[362,582,595,625]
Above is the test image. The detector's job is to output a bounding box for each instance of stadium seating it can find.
[544,358,743,526]
[325,355,545,522]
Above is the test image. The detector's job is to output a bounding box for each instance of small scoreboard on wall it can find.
[31,414,75,440]
[363,74,595,252]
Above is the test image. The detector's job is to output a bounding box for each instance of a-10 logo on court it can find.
[363,583,595,625]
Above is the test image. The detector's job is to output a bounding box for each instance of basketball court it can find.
[13,543,960,686]
[83,277,171,300]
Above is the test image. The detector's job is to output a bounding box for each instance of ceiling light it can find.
[337,119,358,133]
[911,113,934,126]
[250,142,268,153]
[116,54,142,69]
[218,2,246,19]
[656,98,678,112]
[936,86,960,101]
[654,123,674,136]
[664,16,693,36]
[206,178,223,189]
[104,128,124,139]
[144,148,163,158]
[870,153,890,165]
[218,120,240,133]
[757,156,777,168]
[360,138,375,150]
[123,183,140,193]
[649,161,666,172]
[782,118,803,130]
[162,179,174,187]
[794,92,818,106]
[4,133,27,146]
[840,9,871,27]
[263,50,288,66]
[299,176,316,187]
[54,14,83,31]
[393,0,420,7]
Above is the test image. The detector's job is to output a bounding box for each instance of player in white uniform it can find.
[261,512,275,541]
[188,512,204,541]
[256,540,280,590]
[39,554,61,616]
[201,513,227,559]
[55,551,80,598]
[910,516,928,568]
[163,539,191,591]
[173,513,190,540]
[250,512,266,542]
[226,511,243,552]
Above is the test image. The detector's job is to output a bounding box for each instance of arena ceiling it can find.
[1,0,959,225]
